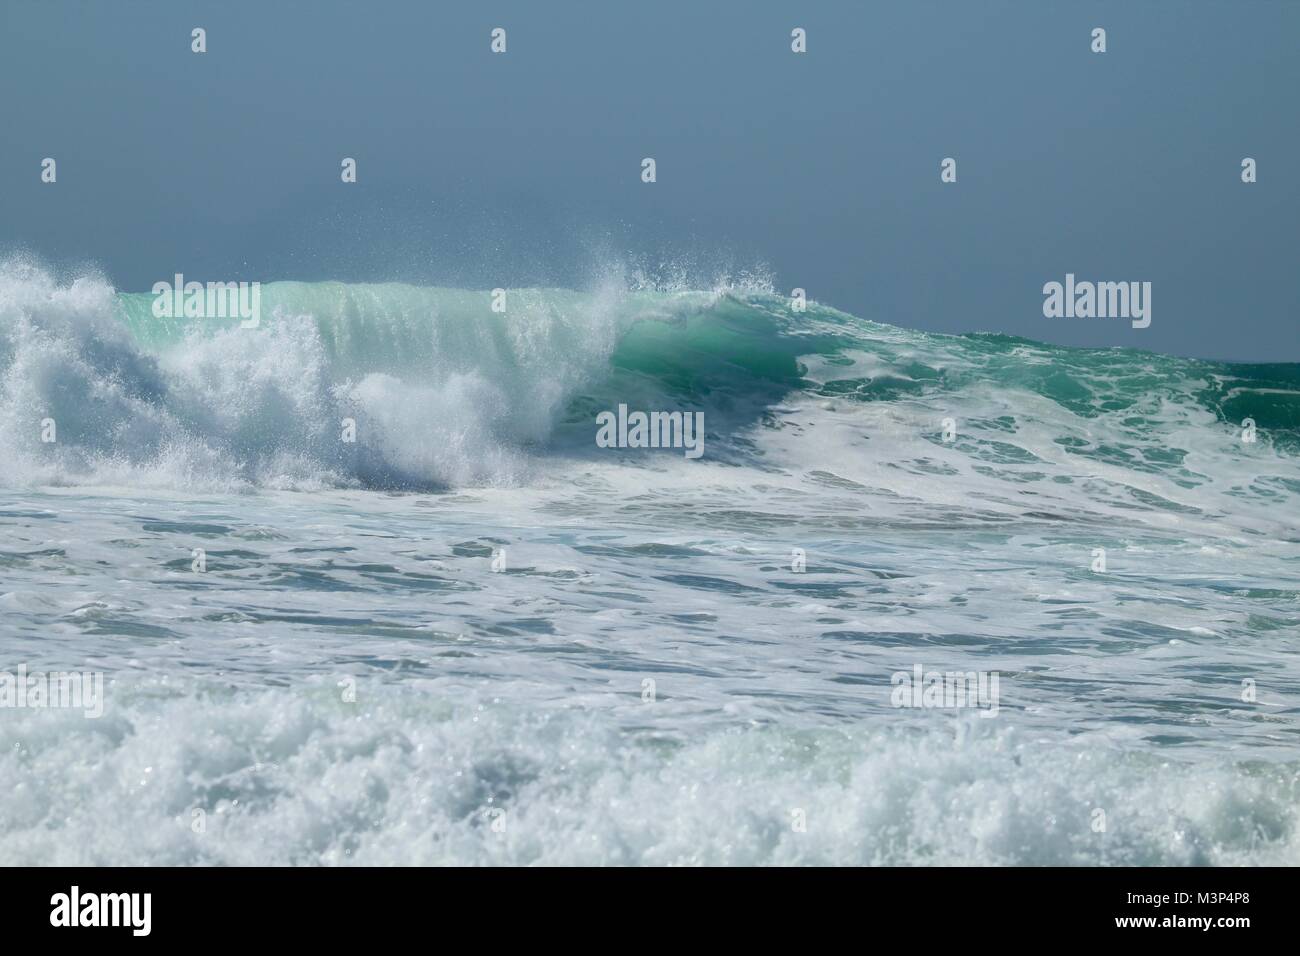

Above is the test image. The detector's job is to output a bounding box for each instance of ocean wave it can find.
[1,260,1297,535]
[2,681,1296,866]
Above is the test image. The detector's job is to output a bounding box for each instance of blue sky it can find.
[1,0,1296,359]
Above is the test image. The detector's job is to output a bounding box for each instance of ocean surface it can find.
[2,259,1298,865]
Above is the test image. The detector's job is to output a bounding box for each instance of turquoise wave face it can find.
[114,277,1300,437]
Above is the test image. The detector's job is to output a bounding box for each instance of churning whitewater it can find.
[2,261,1299,865]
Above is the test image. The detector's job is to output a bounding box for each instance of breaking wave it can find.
[1,258,1296,536]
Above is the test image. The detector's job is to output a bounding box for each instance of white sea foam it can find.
[1,682,1295,866]
[0,262,643,490]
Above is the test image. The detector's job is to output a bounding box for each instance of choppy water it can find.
[1,260,1298,864]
